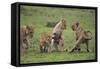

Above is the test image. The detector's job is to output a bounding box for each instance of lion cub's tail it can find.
[84,31,92,40]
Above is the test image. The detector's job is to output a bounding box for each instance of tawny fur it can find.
[40,32,52,53]
[50,18,66,52]
[20,25,34,53]
[70,22,92,52]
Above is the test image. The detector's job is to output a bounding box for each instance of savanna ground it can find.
[20,5,96,64]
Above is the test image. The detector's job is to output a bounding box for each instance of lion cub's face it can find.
[26,25,34,38]
[72,22,79,31]
[61,18,66,30]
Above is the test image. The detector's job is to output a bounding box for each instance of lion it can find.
[50,18,66,52]
[70,22,92,52]
[20,25,34,53]
[40,32,52,53]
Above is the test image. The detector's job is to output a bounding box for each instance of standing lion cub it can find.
[20,25,34,53]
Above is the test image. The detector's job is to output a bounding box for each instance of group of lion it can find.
[20,19,92,53]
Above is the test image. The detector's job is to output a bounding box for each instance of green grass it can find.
[20,5,96,64]
[21,51,95,64]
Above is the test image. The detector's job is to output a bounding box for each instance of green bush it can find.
[46,22,57,27]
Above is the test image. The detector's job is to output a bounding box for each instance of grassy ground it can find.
[20,5,96,64]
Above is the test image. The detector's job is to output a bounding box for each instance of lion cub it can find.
[40,32,52,53]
